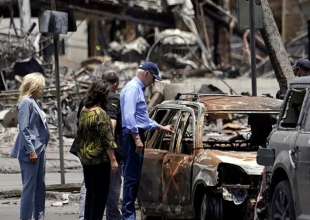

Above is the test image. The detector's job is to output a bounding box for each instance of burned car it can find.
[138,94,282,219]
[257,76,310,220]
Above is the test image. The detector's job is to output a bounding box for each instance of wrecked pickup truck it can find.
[138,94,282,220]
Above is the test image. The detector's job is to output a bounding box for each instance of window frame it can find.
[299,90,310,132]
[145,105,196,152]
[170,108,196,154]
[145,108,181,150]
[278,88,308,130]
[173,111,195,155]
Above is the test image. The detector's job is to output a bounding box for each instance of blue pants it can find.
[121,131,145,220]
[19,153,46,220]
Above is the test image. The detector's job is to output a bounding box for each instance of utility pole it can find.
[308,20,310,60]
[53,33,65,185]
[18,0,31,35]
[249,0,257,96]
[50,0,66,185]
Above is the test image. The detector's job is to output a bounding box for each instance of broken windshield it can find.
[203,113,276,151]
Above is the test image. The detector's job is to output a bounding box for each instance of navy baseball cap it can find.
[293,58,310,71]
[138,62,161,81]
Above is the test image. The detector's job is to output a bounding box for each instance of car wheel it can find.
[199,193,223,220]
[271,180,295,220]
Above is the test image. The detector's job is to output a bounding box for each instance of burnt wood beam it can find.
[37,0,175,28]
[203,4,267,54]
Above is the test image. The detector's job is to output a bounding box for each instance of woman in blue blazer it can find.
[11,73,49,220]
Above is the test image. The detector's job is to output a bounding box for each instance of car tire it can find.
[271,180,296,220]
[199,193,223,220]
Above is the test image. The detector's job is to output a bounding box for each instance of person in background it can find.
[104,72,123,220]
[292,58,310,77]
[11,73,49,220]
[75,80,118,220]
[276,58,310,99]
[120,62,174,220]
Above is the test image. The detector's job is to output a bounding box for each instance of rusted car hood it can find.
[200,95,282,113]
[196,150,264,175]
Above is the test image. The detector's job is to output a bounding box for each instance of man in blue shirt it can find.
[120,62,173,220]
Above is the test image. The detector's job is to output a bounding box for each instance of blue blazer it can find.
[11,97,49,162]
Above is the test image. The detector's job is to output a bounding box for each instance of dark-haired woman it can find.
[75,80,118,220]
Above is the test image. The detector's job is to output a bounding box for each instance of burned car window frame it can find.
[172,110,195,155]
[146,105,196,152]
[146,108,171,148]
[146,108,181,150]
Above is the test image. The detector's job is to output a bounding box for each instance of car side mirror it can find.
[257,148,275,166]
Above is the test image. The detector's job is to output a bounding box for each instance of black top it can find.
[105,92,122,145]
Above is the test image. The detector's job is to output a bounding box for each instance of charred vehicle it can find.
[138,94,282,219]
[257,76,310,220]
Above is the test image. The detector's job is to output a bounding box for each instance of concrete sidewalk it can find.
[0,172,83,192]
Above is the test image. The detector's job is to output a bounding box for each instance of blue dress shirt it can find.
[120,77,159,134]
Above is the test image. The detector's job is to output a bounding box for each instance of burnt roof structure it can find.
[36,0,175,28]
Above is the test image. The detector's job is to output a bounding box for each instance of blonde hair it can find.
[19,73,46,102]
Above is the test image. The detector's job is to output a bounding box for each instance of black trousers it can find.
[83,162,111,220]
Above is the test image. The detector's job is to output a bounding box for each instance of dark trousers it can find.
[122,129,145,220]
[83,162,111,220]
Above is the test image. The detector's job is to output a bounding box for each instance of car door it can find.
[294,88,310,217]
[162,107,196,217]
[138,108,181,210]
